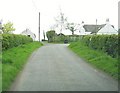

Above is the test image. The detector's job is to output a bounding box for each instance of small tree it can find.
[66,23,78,35]
[2,22,15,34]
[54,8,67,35]
[46,30,56,43]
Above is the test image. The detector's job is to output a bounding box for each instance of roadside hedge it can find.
[2,34,33,50]
[53,35,80,43]
[81,35,118,58]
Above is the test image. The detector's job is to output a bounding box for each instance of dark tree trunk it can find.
[72,31,74,35]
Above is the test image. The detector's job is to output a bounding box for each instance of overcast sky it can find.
[0,0,119,40]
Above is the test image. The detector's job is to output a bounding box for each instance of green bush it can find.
[54,35,66,43]
[46,30,56,43]
[81,35,118,58]
[53,35,80,43]
[2,34,33,50]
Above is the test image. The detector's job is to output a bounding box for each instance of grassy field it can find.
[69,42,118,79]
[2,41,43,91]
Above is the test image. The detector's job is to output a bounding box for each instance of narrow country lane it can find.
[10,44,118,91]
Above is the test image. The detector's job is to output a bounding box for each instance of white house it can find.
[21,29,36,41]
[60,30,72,35]
[75,21,92,35]
[83,24,105,35]
[54,19,118,36]
[97,19,118,35]
[78,19,118,35]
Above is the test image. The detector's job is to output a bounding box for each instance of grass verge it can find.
[69,42,118,79]
[0,50,2,92]
[2,41,43,91]
[0,63,2,92]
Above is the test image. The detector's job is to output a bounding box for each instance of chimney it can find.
[82,21,84,24]
[81,21,84,27]
[96,19,97,25]
[106,18,109,24]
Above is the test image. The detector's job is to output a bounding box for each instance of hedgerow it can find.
[81,35,118,58]
[2,34,33,50]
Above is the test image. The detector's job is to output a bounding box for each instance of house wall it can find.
[21,30,36,41]
[74,30,80,35]
[79,27,86,35]
[62,30,72,35]
[78,26,91,35]
[97,24,118,35]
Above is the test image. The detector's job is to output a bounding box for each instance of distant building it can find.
[21,29,36,41]
[62,30,72,35]
[55,19,118,36]
[74,21,91,35]
[97,19,118,35]
[83,24,105,35]
[78,19,118,35]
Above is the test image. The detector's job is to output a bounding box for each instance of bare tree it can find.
[66,23,79,35]
[54,8,67,35]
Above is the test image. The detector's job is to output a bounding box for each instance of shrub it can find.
[81,35,118,58]
[46,30,56,43]
[2,34,33,50]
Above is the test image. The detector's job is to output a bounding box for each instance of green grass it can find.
[0,52,2,92]
[69,42,118,79]
[2,41,43,91]
[0,63,2,92]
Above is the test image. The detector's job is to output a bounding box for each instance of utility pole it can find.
[39,12,40,42]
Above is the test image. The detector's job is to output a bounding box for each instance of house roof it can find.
[83,24,106,34]
[22,29,34,34]
[21,29,36,37]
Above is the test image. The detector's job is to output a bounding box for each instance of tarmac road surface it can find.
[10,44,118,91]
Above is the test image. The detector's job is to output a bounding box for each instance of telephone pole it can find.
[39,12,40,42]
